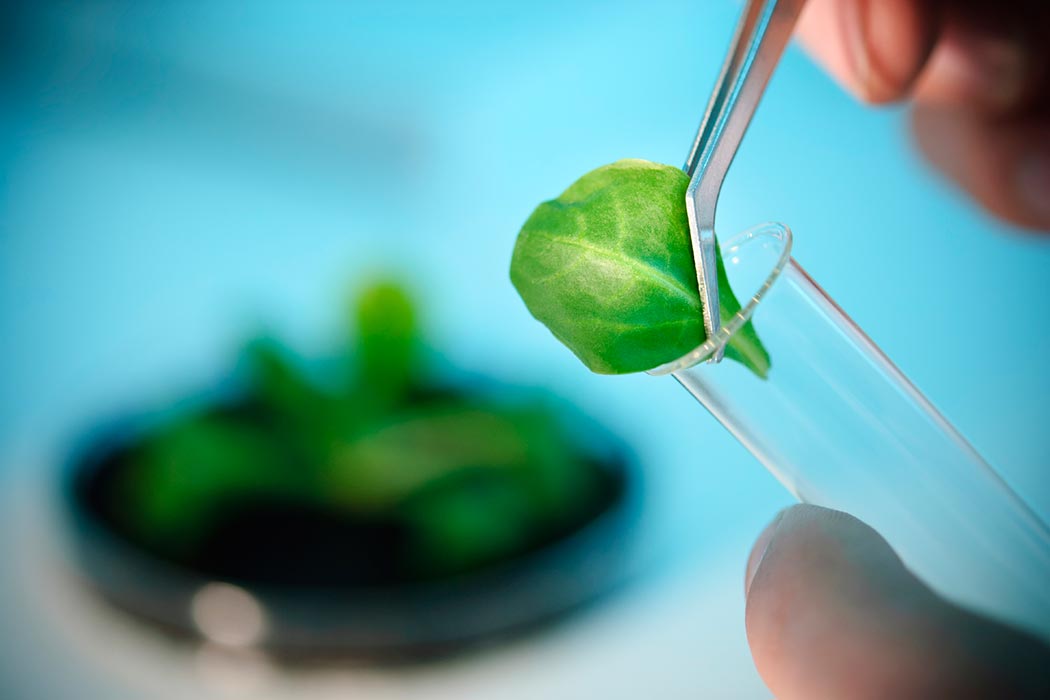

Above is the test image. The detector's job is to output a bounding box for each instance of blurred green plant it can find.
[113,280,612,580]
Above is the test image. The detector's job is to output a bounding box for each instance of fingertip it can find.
[744,505,975,698]
[744,510,784,596]
[798,0,938,104]
[860,0,940,103]
[744,505,1050,698]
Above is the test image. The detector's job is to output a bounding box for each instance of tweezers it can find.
[683,0,805,362]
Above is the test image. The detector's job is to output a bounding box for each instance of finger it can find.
[745,504,1050,700]
[911,105,1050,232]
[914,4,1050,115]
[914,23,1034,114]
[796,0,939,104]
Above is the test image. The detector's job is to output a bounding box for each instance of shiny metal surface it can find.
[683,0,805,362]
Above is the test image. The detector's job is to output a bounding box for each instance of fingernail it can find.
[1016,146,1050,225]
[745,512,784,596]
[842,0,874,98]
[847,0,930,102]
[859,0,900,99]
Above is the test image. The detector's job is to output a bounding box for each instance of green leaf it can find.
[321,401,584,514]
[510,159,770,377]
[351,280,421,413]
[399,473,538,576]
[118,415,306,552]
[327,400,596,577]
[240,336,354,464]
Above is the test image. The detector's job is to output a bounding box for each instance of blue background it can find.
[0,1,1047,693]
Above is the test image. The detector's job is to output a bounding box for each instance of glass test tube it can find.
[652,223,1050,639]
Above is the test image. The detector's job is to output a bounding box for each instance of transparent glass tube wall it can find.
[661,224,1050,639]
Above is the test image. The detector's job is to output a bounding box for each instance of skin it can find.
[745,506,1050,699]
[744,3,1050,696]
[797,0,1050,231]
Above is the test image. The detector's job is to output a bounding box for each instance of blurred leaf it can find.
[240,337,356,465]
[118,416,305,552]
[351,280,420,414]
[322,399,599,576]
[323,402,532,511]
[243,337,319,416]
[401,471,537,575]
[500,403,598,516]
[115,280,612,580]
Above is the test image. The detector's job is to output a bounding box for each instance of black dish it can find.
[62,388,639,660]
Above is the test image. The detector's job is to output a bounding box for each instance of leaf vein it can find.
[528,230,698,309]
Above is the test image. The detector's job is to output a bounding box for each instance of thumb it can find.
[744,504,1050,700]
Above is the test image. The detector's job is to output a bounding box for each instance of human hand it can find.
[797,0,1050,231]
[744,505,1050,699]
